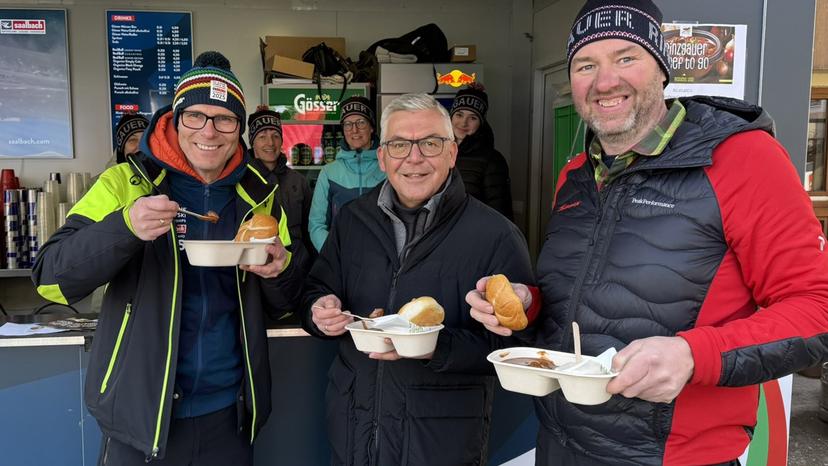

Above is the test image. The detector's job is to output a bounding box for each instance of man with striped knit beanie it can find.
[34,50,302,465]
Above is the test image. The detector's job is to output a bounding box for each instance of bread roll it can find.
[234,214,278,242]
[397,297,445,326]
[485,274,527,330]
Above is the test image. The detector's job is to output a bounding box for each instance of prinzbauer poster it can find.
[663,24,747,100]
[0,9,73,158]
[106,11,192,150]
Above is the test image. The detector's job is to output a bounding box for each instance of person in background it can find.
[34,51,302,466]
[308,95,386,251]
[466,0,828,464]
[450,84,514,220]
[247,105,315,264]
[303,93,534,465]
[108,112,149,166]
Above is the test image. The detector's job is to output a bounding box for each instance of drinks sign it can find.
[106,11,193,150]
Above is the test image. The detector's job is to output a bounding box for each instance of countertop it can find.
[0,312,311,348]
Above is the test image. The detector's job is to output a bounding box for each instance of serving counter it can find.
[0,315,537,465]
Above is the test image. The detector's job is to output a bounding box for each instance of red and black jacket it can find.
[533,96,828,465]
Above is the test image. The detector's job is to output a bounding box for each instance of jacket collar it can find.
[127,151,274,208]
[592,96,775,175]
[355,169,467,268]
[457,120,495,155]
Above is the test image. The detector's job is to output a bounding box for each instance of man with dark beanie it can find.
[467,0,828,465]
[34,51,303,465]
[450,83,514,220]
[247,105,315,310]
[113,112,149,164]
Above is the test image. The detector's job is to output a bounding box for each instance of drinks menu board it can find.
[106,11,192,150]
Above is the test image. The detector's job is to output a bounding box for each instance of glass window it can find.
[807,99,827,192]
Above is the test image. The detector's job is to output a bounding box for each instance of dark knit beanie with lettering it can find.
[450,84,488,120]
[567,0,671,85]
[248,105,283,143]
[339,96,375,128]
[172,51,246,133]
[115,112,149,159]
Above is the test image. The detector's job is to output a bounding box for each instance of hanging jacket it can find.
[532,96,828,465]
[302,172,534,466]
[456,121,514,220]
[32,106,302,461]
[308,138,386,251]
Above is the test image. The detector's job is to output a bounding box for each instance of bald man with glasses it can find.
[301,93,534,466]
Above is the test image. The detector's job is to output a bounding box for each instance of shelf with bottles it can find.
[282,122,342,170]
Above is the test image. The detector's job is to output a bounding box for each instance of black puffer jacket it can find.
[532,96,828,465]
[302,172,534,466]
[455,122,514,220]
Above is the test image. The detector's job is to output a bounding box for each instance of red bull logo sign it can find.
[436,69,477,88]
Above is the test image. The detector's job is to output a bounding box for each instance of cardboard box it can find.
[449,45,477,63]
[260,36,347,82]
[265,54,315,80]
[262,36,346,61]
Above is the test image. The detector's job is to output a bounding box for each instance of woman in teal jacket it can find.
[309,96,386,251]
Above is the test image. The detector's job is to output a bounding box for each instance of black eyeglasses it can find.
[382,137,452,159]
[342,119,369,132]
[180,111,240,133]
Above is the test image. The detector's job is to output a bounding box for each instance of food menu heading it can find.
[106,11,192,149]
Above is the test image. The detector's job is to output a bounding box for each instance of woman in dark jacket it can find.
[247,106,315,322]
[450,84,514,220]
[247,106,314,260]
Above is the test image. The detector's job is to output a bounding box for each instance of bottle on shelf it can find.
[290,145,301,166]
[335,129,344,150]
[323,131,336,164]
[299,144,312,166]
[312,145,323,165]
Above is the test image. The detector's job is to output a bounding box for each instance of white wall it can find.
[0,0,532,209]
[532,0,580,69]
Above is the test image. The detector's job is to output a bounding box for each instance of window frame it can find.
[808,88,828,195]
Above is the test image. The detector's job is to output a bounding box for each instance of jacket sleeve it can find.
[309,168,331,252]
[257,240,309,319]
[32,171,145,304]
[300,174,316,260]
[300,206,349,339]
[427,223,536,375]
[254,202,302,317]
[678,131,828,387]
[483,150,515,220]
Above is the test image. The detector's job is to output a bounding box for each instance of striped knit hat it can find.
[172,51,246,133]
